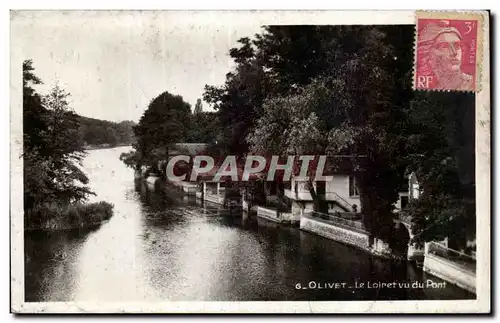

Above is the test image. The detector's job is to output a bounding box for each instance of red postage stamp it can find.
[414,12,483,92]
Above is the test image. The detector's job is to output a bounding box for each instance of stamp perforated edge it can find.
[412,10,486,93]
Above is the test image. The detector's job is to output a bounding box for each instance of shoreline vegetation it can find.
[24,202,114,231]
[23,60,132,233]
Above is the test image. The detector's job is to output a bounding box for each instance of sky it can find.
[11,11,264,122]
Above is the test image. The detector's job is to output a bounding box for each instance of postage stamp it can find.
[10,10,490,314]
[414,11,484,92]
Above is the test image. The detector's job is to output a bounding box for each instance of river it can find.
[24,147,474,302]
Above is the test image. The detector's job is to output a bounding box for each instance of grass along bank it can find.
[25,201,114,231]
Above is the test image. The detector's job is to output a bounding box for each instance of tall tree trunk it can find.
[162,146,170,178]
[357,158,397,246]
[306,180,327,213]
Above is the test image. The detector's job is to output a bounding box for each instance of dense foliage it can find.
[202,26,475,248]
[404,92,475,249]
[25,201,114,230]
[23,60,93,208]
[23,59,115,230]
[124,92,219,172]
[117,26,475,249]
[185,111,219,144]
[131,91,192,171]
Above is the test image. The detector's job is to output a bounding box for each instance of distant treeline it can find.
[78,116,136,148]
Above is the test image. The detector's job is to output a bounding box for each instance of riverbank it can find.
[139,173,404,260]
[299,211,410,262]
[25,147,476,302]
[24,201,114,231]
[136,171,476,297]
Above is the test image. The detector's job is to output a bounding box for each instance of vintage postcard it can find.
[10,10,490,313]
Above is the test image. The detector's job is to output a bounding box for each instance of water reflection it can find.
[25,147,475,302]
[24,230,89,302]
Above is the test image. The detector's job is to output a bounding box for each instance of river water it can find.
[24,147,474,302]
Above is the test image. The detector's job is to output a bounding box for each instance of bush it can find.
[120,150,140,170]
[25,201,114,230]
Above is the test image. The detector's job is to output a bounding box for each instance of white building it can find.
[285,173,410,218]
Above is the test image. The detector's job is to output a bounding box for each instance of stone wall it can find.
[257,206,281,223]
[300,214,370,251]
[204,193,224,205]
[423,253,476,294]
[256,206,299,225]
[281,212,301,225]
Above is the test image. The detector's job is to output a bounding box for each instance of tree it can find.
[194,98,203,114]
[133,91,192,170]
[322,26,415,242]
[246,26,415,243]
[405,92,476,250]
[253,26,339,93]
[23,60,93,208]
[40,83,93,204]
[23,59,50,208]
[185,111,219,143]
[206,25,475,248]
[120,150,141,170]
[204,37,271,156]
[23,60,46,155]
[247,78,333,212]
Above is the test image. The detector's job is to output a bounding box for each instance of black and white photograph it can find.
[9,10,490,313]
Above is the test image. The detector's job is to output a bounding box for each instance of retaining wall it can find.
[204,193,224,205]
[300,214,370,251]
[257,206,281,223]
[423,253,476,294]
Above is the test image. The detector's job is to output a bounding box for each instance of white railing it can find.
[327,192,352,211]
[284,189,353,210]
[284,188,313,200]
[257,206,280,220]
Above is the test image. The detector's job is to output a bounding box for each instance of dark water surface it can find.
[25,147,474,301]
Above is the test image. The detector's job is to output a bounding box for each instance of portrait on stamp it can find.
[415,18,479,91]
